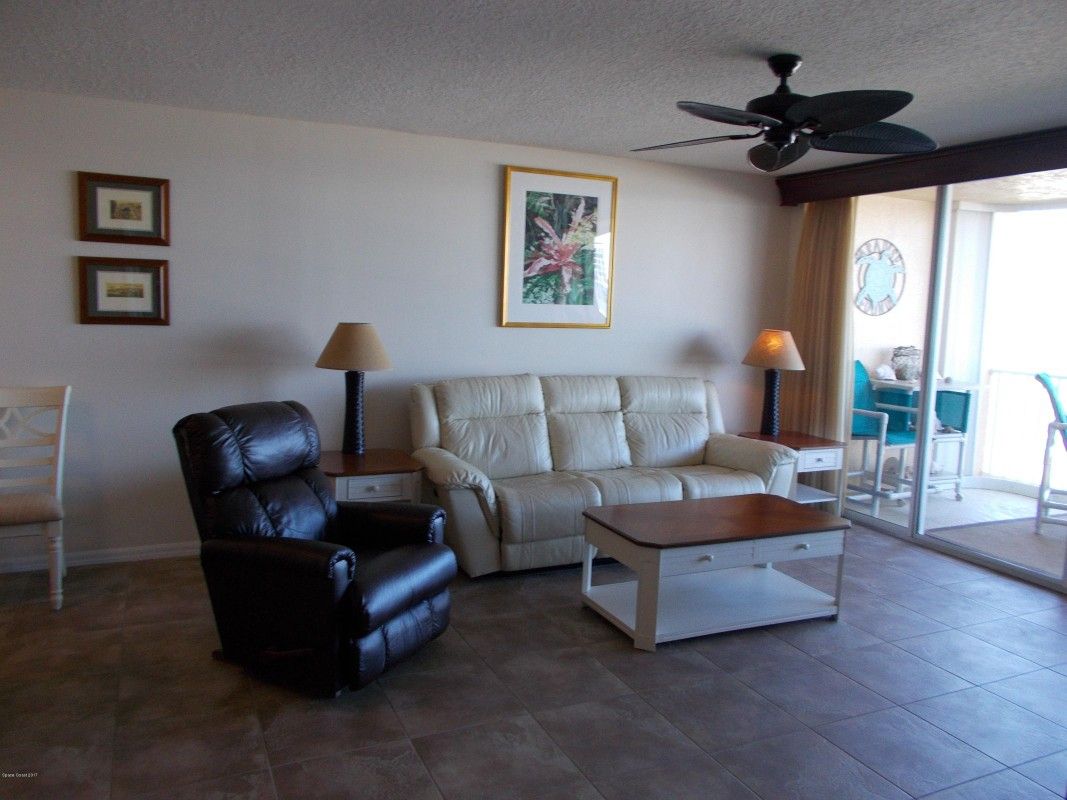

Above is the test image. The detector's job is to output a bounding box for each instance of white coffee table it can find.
[581,494,849,651]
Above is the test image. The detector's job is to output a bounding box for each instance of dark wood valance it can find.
[775,127,1067,206]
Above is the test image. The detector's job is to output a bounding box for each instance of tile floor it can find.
[1,525,1066,800]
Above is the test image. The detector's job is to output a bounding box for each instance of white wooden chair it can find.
[0,386,71,609]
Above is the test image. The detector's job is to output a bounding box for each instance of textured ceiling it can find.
[2,0,1067,176]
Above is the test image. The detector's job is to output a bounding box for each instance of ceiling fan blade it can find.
[810,122,937,154]
[632,132,763,152]
[747,137,811,172]
[677,101,779,129]
[785,90,913,133]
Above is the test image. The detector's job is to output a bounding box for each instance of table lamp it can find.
[315,323,392,454]
[742,329,805,437]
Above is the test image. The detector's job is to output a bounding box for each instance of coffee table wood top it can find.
[583,494,850,549]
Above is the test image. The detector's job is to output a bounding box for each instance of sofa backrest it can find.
[410,374,728,475]
[542,375,632,471]
[433,374,552,480]
[620,376,714,467]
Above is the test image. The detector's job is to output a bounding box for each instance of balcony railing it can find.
[978,369,1066,486]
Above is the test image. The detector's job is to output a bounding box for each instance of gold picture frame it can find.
[500,165,617,328]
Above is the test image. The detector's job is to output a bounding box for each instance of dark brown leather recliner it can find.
[172,400,456,696]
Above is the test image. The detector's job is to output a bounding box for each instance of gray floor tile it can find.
[818,707,1001,797]
[594,759,759,800]
[690,627,811,673]
[1014,750,1067,797]
[894,629,1042,684]
[879,547,994,585]
[642,671,805,752]
[960,617,1067,667]
[985,670,1067,727]
[839,591,950,641]
[919,768,1062,800]
[906,687,1067,766]
[881,585,1010,628]
[1021,606,1067,634]
[838,552,936,596]
[273,741,441,800]
[534,694,707,782]
[714,729,910,800]
[587,637,724,692]
[733,651,892,726]
[488,645,631,711]
[454,610,583,657]
[944,577,1067,615]
[817,642,972,704]
[378,661,524,738]
[120,770,278,800]
[0,743,112,800]
[771,617,883,656]
[413,713,602,800]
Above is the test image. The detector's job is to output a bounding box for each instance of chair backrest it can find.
[0,386,71,502]
[1035,373,1067,453]
[852,361,880,437]
[172,400,337,542]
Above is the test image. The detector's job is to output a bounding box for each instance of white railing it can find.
[978,369,1066,485]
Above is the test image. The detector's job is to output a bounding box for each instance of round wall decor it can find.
[854,238,905,316]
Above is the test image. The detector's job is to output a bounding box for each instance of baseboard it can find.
[0,541,200,574]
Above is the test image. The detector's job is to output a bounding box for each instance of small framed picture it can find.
[78,257,169,325]
[77,172,170,245]
[500,165,617,328]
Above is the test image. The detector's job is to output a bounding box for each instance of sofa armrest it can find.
[704,433,798,494]
[333,501,446,548]
[412,447,496,508]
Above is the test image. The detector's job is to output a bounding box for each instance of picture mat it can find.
[94,187,156,233]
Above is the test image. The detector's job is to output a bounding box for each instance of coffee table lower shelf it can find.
[583,567,837,648]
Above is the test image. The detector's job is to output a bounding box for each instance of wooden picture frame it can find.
[77,172,170,245]
[78,257,169,325]
[500,165,617,328]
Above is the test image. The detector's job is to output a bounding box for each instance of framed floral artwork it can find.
[77,172,170,245]
[77,257,169,325]
[500,166,617,328]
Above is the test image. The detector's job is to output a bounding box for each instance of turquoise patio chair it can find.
[1035,373,1067,532]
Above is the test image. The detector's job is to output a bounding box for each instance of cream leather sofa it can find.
[410,374,798,577]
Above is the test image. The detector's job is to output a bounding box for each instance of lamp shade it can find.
[742,329,805,371]
[315,323,392,372]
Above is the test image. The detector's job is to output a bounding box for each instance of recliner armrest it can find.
[704,433,798,493]
[333,501,446,548]
[412,447,496,508]
[201,536,355,582]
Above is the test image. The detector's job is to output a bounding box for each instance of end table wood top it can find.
[738,431,847,449]
[583,494,849,549]
[319,448,421,477]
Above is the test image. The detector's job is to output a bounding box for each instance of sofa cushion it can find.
[619,376,710,467]
[543,376,632,471]
[666,465,765,498]
[492,472,600,545]
[436,374,552,479]
[577,467,683,505]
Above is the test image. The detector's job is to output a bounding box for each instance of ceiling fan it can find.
[634,53,936,172]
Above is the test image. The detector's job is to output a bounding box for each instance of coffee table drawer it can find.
[661,541,757,576]
[757,531,844,563]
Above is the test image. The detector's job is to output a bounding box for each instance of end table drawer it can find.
[661,541,757,576]
[798,448,843,472]
[757,531,844,563]
[337,474,406,501]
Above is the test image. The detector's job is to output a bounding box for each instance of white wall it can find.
[0,89,800,566]
[853,194,934,373]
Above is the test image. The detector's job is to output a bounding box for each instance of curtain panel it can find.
[781,196,857,445]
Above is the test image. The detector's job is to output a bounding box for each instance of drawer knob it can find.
[798,542,811,550]
[699,554,715,562]
[367,485,379,492]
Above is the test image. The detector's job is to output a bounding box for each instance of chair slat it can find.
[0,476,51,489]
[0,387,68,407]
[0,435,57,449]
[0,456,55,468]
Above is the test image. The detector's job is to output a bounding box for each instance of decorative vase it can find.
[891,346,922,381]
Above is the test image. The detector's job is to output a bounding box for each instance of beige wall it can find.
[0,89,801,566]
[852,194,935,374]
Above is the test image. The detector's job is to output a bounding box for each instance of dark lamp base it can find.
[342,370,366,455]
[759,368,782,438]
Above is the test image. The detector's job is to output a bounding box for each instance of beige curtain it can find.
[781,196,857,443]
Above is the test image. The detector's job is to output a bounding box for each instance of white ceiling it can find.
[2,0,1067,177]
